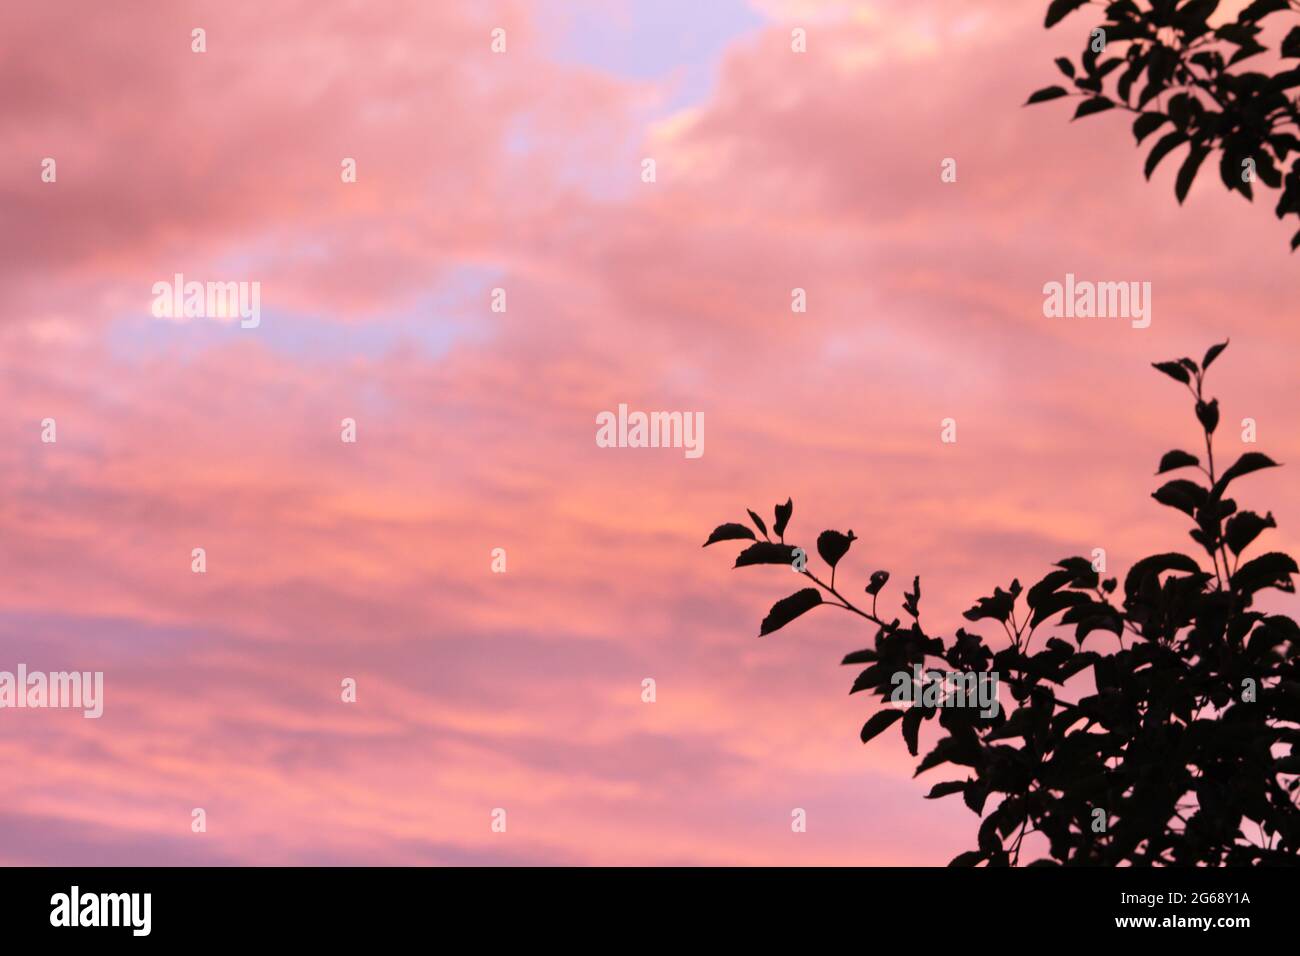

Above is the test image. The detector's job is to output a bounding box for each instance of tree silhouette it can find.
[705,344,1300,865]
[1029,0,1300,250]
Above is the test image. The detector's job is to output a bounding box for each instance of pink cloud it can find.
[0,0,1296,865]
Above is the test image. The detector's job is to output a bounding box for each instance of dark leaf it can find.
[1030,590,1091,628]
[860,708,904,744]
[1026,85,1070,105]
[1175,144,1211,204]
[1202,340,1228,370]
[1152,360,1191,383]
[925,780,968,800]
[865,570,890,595]
[903,575,923,618]
[964,586,1018,624]
[1073,97,1115,120]
[773,498,793,540]
[1027,568,1073,609]
[1132,112,1168,143]
[1211,452,1279,499]
[703,523,756,547]
[1283,26,1300,57]
[1196,398,1220,435]
[1145,131,1189,179]
[759,588,822,636]
[1226,511,1276,556]
[734,541,797,568]
[902,706,924,756]
[1240,0,1289,23]
[963,780,989,815]
[817,529,857,569]
[841,647,877,665]
[1157,450,1199,474]
[1152,479,1207,517]
[1232,552,1298,596]
[1045,0,1089,28]
[1124,552,1203,600]
[746,509,768,539]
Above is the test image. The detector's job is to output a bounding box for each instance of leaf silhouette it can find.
[733,542,797,568]
[1132,112,1168,143]
[1025,85,1069,104]
[1152,479,1207,517]
[747,509,768,539]
[1123,552,1204,601]
[1231,552,1298,595]
[1044,0,1088,28]
[1145,131,1189,179]
[1195,398,1220,434]
[963,586,1017,623]
[1226,510,1276,555]
[1073,97,1114,120]
[703,523,755,547]
[865,570,890,595]
[1157,450,1200,474]
[816,530,857,569]
[1202,339,1229,369]
[902,575,922,618]
[925,780,968,800]
[1210,452,1279,499]
[760,588,822,636]
[860,709,904,744]
[773,498,793,540]
[1152,360,1191,384]
[1175,144,1211,203]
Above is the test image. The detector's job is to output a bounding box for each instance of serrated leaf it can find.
[733,541,797,568]
[1152,479,1208,517]
[1124,552,1204,600]
[1226,511,1276,556]
[1232,552,1298,596]
[759,588,822,636]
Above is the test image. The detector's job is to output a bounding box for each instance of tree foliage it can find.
[705,344,1300,865]
[1029,0,1300,249]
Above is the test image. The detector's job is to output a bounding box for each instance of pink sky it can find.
[1,0,1297,865]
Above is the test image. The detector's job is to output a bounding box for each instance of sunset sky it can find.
[1,0,1298,865]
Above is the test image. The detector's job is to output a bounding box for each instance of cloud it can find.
[1,0,1296,866]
